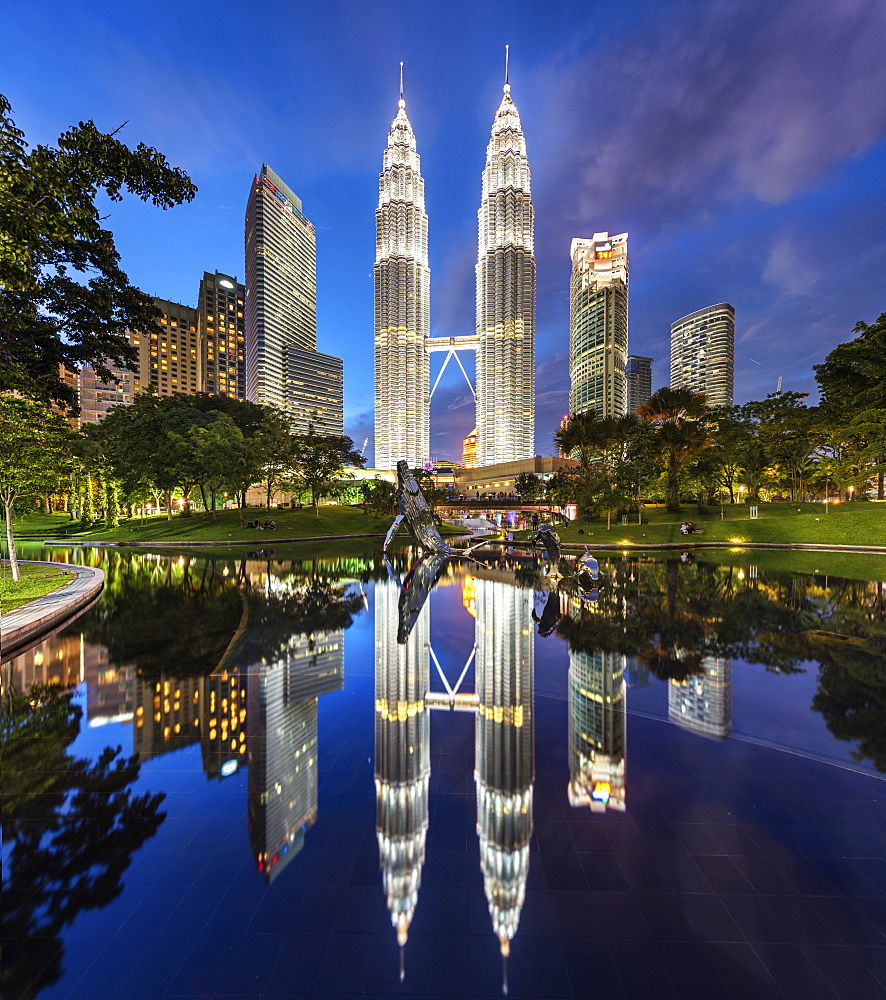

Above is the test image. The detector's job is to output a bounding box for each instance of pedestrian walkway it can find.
[1,561,104,662]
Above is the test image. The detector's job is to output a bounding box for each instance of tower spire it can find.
[504,44,510,93]
[399,62,405,109]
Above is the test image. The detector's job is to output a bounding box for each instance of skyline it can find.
[6,0,886,465]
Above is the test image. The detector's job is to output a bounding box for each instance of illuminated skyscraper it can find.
[374,578,430,968]
[284,346,344,436]
[670,303,735,406]
[474,577,534,969]
[198,271,246,400]
[569,233,628,418]
[246,164,346,430]
[668,656,732,739]
[374,71,430,470]
[475,60,536,466]
[130,297,201,398]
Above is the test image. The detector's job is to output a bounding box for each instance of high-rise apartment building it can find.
[475,72,535,466]
[130,297,201,397]
[670,303,735,406]
[625,354,653,415]
[284,346,344,436]
[374,79,430,470]
[569,233,628,418]
[198,271,246,400]
[78,363,134,425]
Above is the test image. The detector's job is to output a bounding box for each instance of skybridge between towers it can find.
[426,334,479,401]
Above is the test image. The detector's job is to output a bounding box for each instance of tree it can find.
[0,396,71,581]
[360,476,397,516]
[815,314,886,498]
[288,425,365,518]
[189,414,261,523]
[705,407,754,503]
[515,471,541,501]
[99,394,209,518]
[1,684,166,1000]
[252,407,296,510]
[0,95,196,410]
[638,388,710,512]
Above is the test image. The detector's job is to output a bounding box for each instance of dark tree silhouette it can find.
[1,684,166,1000]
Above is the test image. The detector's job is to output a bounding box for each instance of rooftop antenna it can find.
[504,44,510,93]
[399,62,405,108]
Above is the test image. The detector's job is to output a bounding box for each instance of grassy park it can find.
[0,561,75,613]
[530,500,886,548]
[10,499,885,550]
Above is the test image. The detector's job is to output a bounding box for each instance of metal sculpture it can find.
[384,460,471,556]
[531,523,561,563]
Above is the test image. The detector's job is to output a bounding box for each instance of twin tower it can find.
[374,60,536,471]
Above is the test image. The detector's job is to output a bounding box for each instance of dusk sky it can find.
[6,0,886,465]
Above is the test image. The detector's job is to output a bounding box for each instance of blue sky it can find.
[6,0,886,464]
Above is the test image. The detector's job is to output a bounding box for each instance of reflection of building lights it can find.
[591,781,611,803]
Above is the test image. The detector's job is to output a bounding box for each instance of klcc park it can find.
[2,3,886,999]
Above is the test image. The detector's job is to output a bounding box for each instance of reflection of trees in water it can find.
[554,557,886,771]
[557,558,817,681]
[231,557,365,668]
[812,581,886,772]
[1,684,166,1000]
[76,552,375,683]
[79,553,244,680]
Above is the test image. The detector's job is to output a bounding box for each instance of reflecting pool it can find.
[3,546,886,999]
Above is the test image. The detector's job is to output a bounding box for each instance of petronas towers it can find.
[374,58,535,470]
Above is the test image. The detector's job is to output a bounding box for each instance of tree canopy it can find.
[0,94,196,409]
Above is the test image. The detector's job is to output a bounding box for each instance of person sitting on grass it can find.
[246,520,254,529]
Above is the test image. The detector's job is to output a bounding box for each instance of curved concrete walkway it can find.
[1,561,104,662]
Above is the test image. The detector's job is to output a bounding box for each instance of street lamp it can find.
[848,485,855,501]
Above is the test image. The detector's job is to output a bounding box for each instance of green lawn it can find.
[518,501,886,548]
[0,562,75,613]
[34,505,418,544]
[9,512,76,537]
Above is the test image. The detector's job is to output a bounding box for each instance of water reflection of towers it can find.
[668,657,732,739]
[568,648,627,813]
[248,631,344,883]
[373,575,535,969]
[474,578,534,960]
[374,578,431,954]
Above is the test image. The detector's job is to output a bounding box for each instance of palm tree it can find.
[554,411,638,524]
[639,388,710,511]
[638,386,709,426]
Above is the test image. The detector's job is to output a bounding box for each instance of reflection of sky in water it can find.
[6,549,886,999]
[626,657,882,776]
